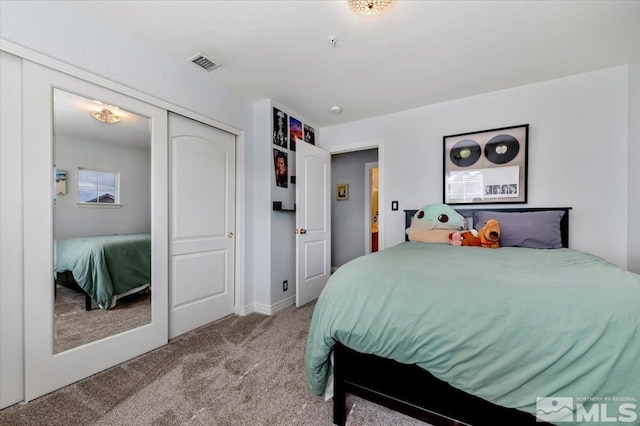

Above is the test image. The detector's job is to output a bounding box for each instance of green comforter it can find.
[305,242,640,423]
[55,233,151,309]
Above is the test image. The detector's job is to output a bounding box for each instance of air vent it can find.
[189,52,221,72]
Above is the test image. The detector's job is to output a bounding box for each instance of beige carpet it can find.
[54,285,151,353]
[1,302,427,426]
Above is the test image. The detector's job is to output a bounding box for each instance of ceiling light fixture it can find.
[91,108,120,124]
[348,0,392,16]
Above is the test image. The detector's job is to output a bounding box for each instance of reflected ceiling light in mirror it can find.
[348,0,392,15]
[91,108,120,124]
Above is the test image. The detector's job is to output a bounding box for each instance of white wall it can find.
[628,57,640,273]
[254,99,319,311]
[252,99,272,312]
[320,67,629,268]
[55,136,151,239]
[0,0,256,309]
[332,149,378,268]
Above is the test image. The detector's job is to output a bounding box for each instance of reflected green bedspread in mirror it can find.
[55,233,151,309]
[305,242,640,422]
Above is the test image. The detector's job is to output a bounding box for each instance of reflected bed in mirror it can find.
[53,88,152,354]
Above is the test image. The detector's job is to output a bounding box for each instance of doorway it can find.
[365,162,379,255]
[330,148,379,271]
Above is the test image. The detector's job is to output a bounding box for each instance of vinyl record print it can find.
[484,134,520,164]
[443,124,528,205]
[449,139,481,167]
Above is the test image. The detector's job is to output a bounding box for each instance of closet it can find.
[0,48,239,407]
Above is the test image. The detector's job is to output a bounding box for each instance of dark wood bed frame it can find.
[332,207,571,426]
[55,270,95,311]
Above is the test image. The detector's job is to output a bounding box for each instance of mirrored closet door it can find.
[23,60,168,401]
[53,88,153,353]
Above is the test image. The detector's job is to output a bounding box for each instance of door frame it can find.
[328,139,385,252]
[364,162,379,255]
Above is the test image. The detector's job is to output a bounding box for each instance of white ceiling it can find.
[66,0,640,127]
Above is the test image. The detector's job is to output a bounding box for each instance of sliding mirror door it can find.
[53,89,152,353]
[23,60,168,401]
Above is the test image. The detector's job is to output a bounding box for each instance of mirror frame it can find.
[23,60,168,401]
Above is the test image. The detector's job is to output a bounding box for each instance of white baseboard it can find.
[235,303,255,316]
[253,295,295,315]
[271,295,295,314]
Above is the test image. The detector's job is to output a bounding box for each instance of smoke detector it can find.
[188,52,222,72]
[330,106,343,114]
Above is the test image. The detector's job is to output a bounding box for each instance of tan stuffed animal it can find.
[449,230,482,247]
[478,219,501,249]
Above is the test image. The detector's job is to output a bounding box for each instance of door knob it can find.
[228,232,234,238]
[299,228,307,234]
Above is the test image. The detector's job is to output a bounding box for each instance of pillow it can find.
[473,210,565,249]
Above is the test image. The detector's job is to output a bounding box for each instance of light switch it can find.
[391,201,398,211]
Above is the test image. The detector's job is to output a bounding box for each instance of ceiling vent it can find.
[189,52,221,72]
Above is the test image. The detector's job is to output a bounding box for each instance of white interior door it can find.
[23,61,169,401]
[295,142,331,306]
[169,113,235,339]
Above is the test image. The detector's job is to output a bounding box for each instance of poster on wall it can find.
[273,148,288,188]
[55,169,67,195]
[289,116,302,151]
[443,124,528,205]
[273,107,288,147]
[304,124,315,145]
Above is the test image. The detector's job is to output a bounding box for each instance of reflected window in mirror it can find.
[78,168,119,204]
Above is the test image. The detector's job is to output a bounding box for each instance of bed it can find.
[304,207,640,425]
[54,233,152,310]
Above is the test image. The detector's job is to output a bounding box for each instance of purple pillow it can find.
[473,210,565,249]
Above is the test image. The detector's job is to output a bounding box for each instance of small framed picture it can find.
[55,169,67,195]
[336,183,349,201]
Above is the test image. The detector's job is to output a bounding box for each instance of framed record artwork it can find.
[443,124,528,205]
